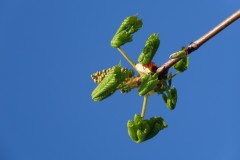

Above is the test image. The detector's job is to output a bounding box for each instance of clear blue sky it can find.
[0,0,240,160]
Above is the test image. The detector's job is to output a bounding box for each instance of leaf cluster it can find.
[91,15,190,143]
[127,114,167,143]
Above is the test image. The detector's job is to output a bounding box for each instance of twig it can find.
[156,9,240,74]
[116,10,239,92]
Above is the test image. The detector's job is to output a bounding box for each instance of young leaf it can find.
[127,120,138,142]
[144,117,168,141]
[91,67,134,84]
[173,56,189,72]
[91,64,132,101]
[169,50,187,59]
[111,15,143,48]
[165,87,178,110]
[138,73,159,96]
[136,121,150,142]
[138,33,160,64]
[127,114,167,143]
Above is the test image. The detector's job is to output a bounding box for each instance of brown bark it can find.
[156,9,240,74]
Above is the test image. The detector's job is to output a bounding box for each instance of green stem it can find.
[171,71,180,78]
[141,95,149,118]
[117,47,136,69]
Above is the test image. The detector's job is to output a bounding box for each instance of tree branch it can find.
[156,9,240,74]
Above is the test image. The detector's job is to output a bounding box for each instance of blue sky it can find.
[0,0,240,160]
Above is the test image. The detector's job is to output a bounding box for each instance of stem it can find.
[171,71,180,78]
[117,47,136,69]
[141,96,149,118]
[156,9,240,74]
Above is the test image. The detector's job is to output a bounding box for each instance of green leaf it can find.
[111,15,143,48]
[173,56,189,72]
[127,114,168,143]
[138,73,159,96]
[91,64,133,101]
[169,50,187,59]
[120,85,132,93]
[136,120,150,142]
[127,120,138,142]
[145,117,168,141]
[138,33,160,64]
[165,87,178,110]
[91,67,134,84]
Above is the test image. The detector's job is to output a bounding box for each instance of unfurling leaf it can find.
[173,56,189,72]
[169,47,187,59]
[145,117,167,140]
[91,64,133,101]
[138,33,160,64]
[111,16,143,48]
[138,73,159,96]
[91,67,134,84]
[164,87,178,110]
[127,114,167,143]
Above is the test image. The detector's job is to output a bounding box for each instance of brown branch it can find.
[156,9,240,74]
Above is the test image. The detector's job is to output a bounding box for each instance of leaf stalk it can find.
[141,95,149,118]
